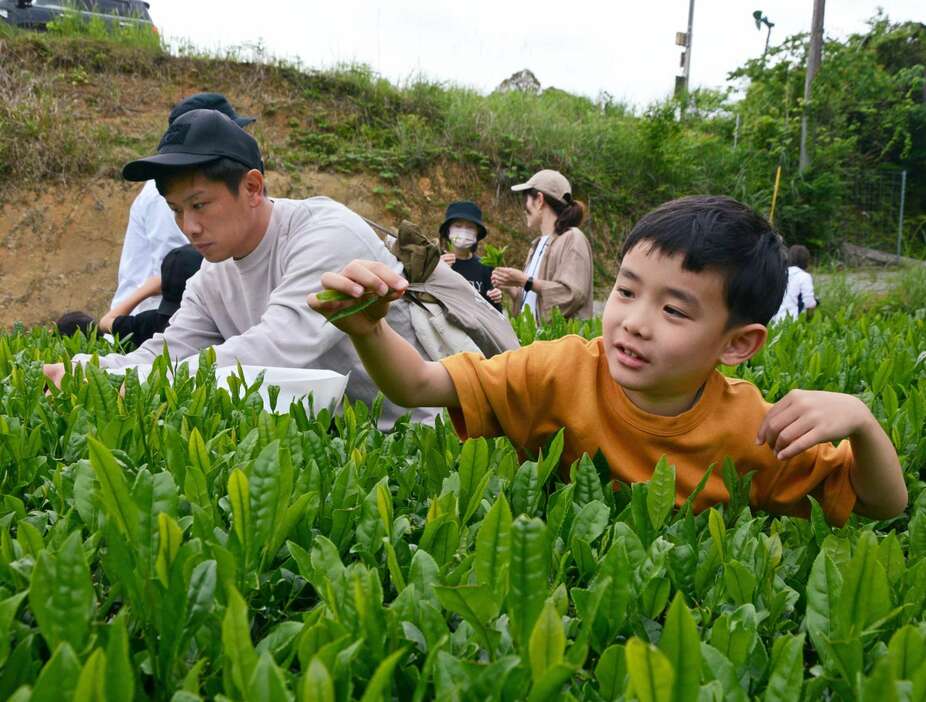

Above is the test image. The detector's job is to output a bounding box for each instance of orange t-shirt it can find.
[441,335,857,526]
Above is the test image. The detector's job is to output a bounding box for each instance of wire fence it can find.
[843,169,916,257]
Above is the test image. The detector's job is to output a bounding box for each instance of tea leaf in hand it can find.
[325,294,381,325]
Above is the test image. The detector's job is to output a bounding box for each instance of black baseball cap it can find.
[158,244,204,316]
[168,92,255,127]
[122,109,265,182]
[439,201,488,240]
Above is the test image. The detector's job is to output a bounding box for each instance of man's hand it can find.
[307,260,408,337]
[43,363,66,390]
[491,267,528,289]
[757,389,871,460]
[98,311,117,334]
[440,252,456,266]
[487,288,503,304]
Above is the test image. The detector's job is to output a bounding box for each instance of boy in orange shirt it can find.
[308,195,906,525]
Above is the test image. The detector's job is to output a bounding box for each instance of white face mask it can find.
[448,225,478,249]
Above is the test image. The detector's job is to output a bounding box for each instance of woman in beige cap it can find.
[491,169,594,320]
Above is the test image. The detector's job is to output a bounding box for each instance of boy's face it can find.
[163,171,263,262]
[601,244,760,415]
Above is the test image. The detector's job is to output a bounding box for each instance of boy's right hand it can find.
[307,260,408,337]
[440,252,456,266]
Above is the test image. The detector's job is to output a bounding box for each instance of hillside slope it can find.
[1,35,594,328]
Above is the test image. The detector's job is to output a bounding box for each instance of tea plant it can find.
[0,306,923,700]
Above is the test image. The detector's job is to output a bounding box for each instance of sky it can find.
[150,1,923,107]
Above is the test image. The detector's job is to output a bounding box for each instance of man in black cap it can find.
[46,108,516,426]
[96,244,203,347]
[110,93,254,314]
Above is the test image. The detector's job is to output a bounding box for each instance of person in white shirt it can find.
[110,93,254,313]
[772,244,817,323]
[44,109,517,426]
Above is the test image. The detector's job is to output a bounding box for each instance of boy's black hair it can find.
[620,195,788,327]
[788,244,811,270]
[154,157,250,198]
[56,311,95,336]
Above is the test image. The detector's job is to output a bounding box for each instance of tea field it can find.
[0,302,924,701]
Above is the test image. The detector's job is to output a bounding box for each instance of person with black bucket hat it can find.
[111,93,255,315]
[438,201,502,311]
[44,108,518,428]
[95,244,203,348]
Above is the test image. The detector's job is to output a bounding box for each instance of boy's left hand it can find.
[757,389,874,460]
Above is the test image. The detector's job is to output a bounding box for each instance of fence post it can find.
[896,169,907,256]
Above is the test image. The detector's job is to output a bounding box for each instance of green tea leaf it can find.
[222,586,258,699]
[302,657,335,702]
[529,599,565,682]
[88,436,140,542]
[73,647,107,702]
[625,637,673,702]
[475,493,512,596]
[31,643,82,702]
[509,516,550,650]
[646,456,676,530]
[359,646,407,702]
[763,633,804,702]
[658,593,700,702]
[595,644,627,701]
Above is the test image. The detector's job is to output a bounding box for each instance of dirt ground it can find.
[0,166,537,329]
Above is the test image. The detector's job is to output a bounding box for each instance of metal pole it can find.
[896,169,907,256]
[799,0,826,174]
[682,0,695,97]
[733,113,740,150]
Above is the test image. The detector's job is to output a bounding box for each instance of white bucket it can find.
[214,366,348,414]
[106,363,348,414]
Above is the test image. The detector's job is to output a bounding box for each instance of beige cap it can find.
[510,169,572,203]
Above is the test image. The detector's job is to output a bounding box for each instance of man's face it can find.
[163,172,255,262]
[601,244,737,415]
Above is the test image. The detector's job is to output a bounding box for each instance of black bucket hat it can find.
[122,109,264,182]
[158,244,204,316]
[168,92,256,127]
[439,201,487,240]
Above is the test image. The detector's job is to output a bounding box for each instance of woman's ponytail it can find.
[552,192,586,234]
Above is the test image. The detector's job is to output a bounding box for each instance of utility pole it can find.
[799,0,825,174]
[674,0,696,112]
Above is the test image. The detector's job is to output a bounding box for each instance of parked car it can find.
[0,0,155,32]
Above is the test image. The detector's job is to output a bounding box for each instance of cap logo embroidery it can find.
[159,123,191,149]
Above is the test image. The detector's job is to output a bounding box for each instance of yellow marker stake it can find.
[769,165,782,225]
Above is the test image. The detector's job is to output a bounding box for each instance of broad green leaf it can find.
[646,456,676,530]
[569,500,610,546]
[474,493,512,595]
[595,644,627,701]
[625,638,673,702]
[227,468,251,558]
[31,643,81,702]
[887,625,925,680]
[155,512,183,588]
[73,647,107,702]
[527,662,576,702]
[359,647,407,702]
[723,560,757,605]
[707,508,725,561]
[763,633,804,702]
[509,516,550,650]
[88,437,140,542]
[250,441,293,569]
[457,438,491,524]
[302,657,335,702]
[834,531,891,638]
[29,530,95,653]
[246,651,290,702]
[222,586,258,699]
[187,427,213,475]
[529,599,565,682]
[433,584,499,653]
[572,453,605,506]
[658,593,700,702]
[806,549,842,647]
[860,656,898,702]
[105,613,134,702]
[0,591,27,666]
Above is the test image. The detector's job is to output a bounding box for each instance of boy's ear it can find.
[719,323,767,366]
